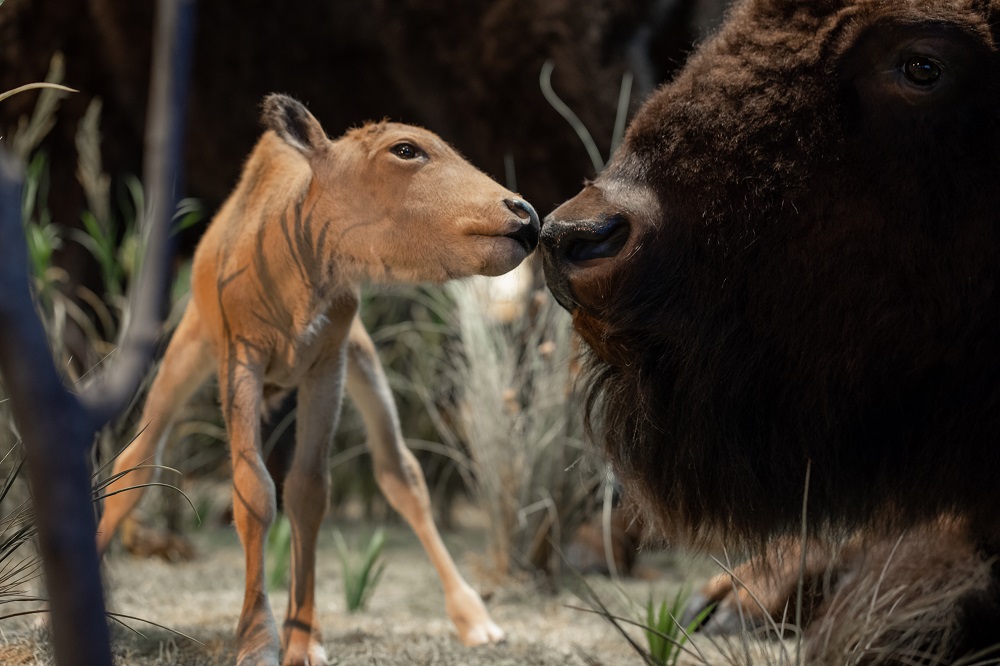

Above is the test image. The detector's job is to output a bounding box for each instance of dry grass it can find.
[807,528,1000,666]
[431,275,604,582]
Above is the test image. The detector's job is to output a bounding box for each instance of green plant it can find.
[568,559,798,666]
[644,589,712,666]
[266,514,292,590]
[172,196,204,235]
[21,151,62,298]
[6,56,124,370]
[333,527,387,613]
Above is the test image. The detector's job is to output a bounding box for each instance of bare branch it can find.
[0,151,113,665]
[80,0,198,426]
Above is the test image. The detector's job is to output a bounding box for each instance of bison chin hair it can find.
[573,242,940,551]
[574,247,756,548]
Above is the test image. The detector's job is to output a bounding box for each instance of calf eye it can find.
[391,142,422,160]
[903,56,942,86]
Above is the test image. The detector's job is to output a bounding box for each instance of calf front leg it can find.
[345,317,503,646]
[281,348,346,666]
[219,347,280,666]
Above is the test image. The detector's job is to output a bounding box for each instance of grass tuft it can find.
[334,527,387,613]
[434,277,602,582]
[645,589,713,666]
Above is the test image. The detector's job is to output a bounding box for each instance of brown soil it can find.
[0,516,782,665]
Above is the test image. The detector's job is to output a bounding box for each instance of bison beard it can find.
[542,0,1000,659]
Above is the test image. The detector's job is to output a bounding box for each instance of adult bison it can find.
[540,0,1000,659]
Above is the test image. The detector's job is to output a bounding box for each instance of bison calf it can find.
[98,94,538,665]
[541,0,1000,660]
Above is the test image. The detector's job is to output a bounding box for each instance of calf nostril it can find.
[505,198,528,219]
[505,198,539,227]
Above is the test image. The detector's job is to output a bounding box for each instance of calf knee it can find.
[232,464,278,531]
[374,451,430,516]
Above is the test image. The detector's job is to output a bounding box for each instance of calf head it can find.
[541,0,1000,541]
[263,93,539,283]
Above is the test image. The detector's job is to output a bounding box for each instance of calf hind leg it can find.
[96,305,214,556]
[345,318,503,646]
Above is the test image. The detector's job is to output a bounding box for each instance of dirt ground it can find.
[0,508,791,666]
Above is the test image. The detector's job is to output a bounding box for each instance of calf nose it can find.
[503,198,540,253]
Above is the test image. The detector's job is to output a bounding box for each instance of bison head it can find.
[541,0,1000,543]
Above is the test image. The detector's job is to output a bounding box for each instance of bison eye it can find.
[903,56,942,86]
[391,142,422,160]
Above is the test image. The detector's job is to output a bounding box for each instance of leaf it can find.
[172,197,204,234]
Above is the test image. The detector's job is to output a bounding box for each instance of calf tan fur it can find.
[96,94,539,666]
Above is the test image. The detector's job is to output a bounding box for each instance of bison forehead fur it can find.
[543,0,1000,545]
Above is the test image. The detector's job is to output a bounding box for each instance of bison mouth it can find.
[540,213,631,310]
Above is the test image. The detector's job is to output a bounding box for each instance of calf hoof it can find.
[281,642,328,666]
[459,618,505,647]
[446,581,505,646]
[282,625,328,666]
[122,518,197,562]
[236,647,280,666]
[237,605,281,666]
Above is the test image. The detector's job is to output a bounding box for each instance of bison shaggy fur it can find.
[541,0,1000,657]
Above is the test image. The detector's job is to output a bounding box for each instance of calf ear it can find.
[261,94,328,155]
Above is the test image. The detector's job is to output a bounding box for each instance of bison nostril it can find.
[562,215,629,264]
